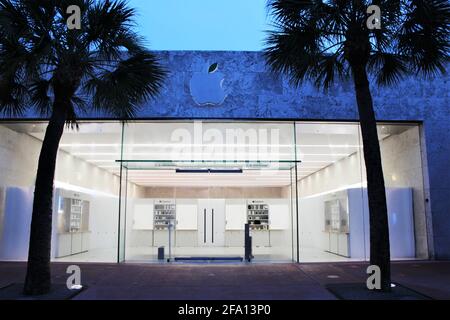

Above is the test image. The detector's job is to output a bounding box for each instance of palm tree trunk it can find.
[23,98,68,296]
[351,64,391,292]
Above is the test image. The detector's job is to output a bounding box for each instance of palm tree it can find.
[264,0,449,291]
[0,0,166,295]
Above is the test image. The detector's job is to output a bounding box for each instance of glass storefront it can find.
[119,122,297,262]
[0,120,428,263]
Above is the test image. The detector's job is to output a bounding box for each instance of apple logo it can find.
[189,63,228,106]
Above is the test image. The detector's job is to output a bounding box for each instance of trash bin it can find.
[158,246,165,260]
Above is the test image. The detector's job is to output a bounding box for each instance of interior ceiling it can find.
[4,122,408,187]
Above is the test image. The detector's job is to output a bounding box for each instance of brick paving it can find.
[0,261,449,300]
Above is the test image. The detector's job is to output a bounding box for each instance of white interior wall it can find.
[298,195,327,250]
[127,187,291,247]
[85,193,118,251]
[298,151,364,198]
[125,197,292,252]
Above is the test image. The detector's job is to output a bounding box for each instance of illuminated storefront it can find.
[0,51,447,263]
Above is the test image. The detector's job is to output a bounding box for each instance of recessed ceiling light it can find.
[86,159,116,163]
[298,144,361,148]
[299,153,348,157]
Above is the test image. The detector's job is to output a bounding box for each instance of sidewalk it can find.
[0,261,449,300]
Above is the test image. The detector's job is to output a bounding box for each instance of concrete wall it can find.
[1,50,449,259]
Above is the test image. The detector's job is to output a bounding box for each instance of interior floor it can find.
[126,246,292,262]
[52,246,367,263]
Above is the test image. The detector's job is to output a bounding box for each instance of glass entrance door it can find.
[117,159,298,262]
[198,199,226,247]
[117,121,299,263]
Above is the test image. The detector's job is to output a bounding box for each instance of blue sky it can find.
[128,0,271,51]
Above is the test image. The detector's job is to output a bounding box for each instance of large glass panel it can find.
[296,122,366,262]
[295,121,428,262]
[1,120,427,264]
[0,122,122,263]
[290,164,299,262]
[118,157,127,262]
[119,121,297,263]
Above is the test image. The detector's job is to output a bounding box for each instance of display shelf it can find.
[247,200,270,230]
[69,198,83,232]
[324,198,349,233]
[324,196,350,257]
[55,190,91,258]
[153,200,176,230]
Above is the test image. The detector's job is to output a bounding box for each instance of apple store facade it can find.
[0,51,448,264]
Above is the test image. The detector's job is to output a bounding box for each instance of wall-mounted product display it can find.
[323,196,350,257]
[247,200,270,230]
[153,199,176,247]
[69,199,83,232]
[55,189,91,258]
[247,200,271,247]
[153,200,176,230]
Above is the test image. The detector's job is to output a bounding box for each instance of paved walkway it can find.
[0,261,449,300]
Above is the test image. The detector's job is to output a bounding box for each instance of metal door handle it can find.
[204,208,206,243]
[211,209,214,243]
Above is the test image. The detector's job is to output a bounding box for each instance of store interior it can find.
[0,121,429,263]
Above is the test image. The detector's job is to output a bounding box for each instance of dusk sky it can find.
[128,0,271,51]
